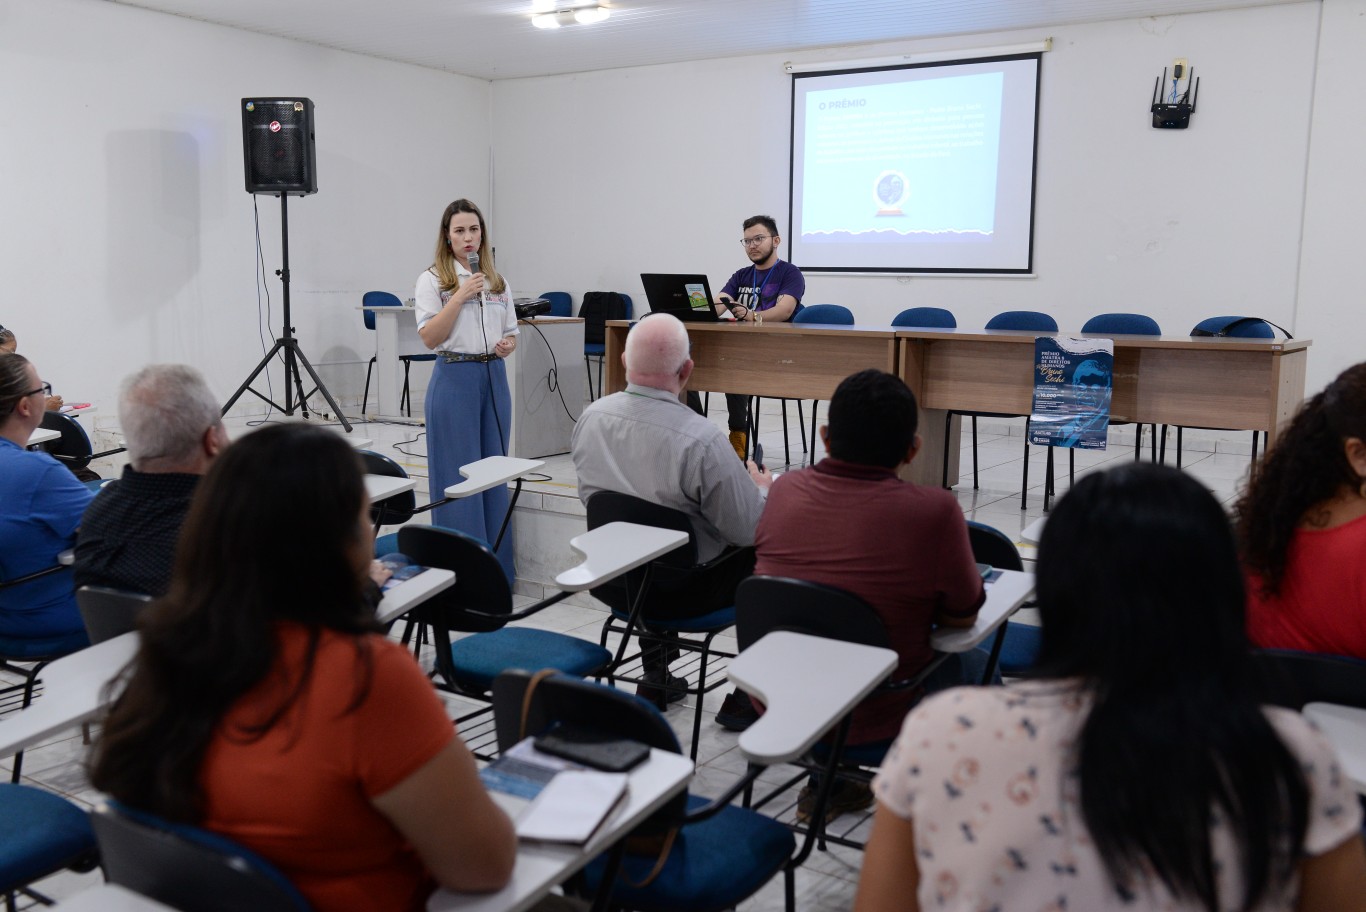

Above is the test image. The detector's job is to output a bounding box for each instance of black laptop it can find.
[639,273,727,323]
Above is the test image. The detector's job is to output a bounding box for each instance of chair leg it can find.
[1251,430,1262,464]
[400,359,413,417]
[597,357,604,402]
[942,412,953,489]
[779,400,791,465]
[362,356,376,416]
[1151,423,1158,462]
[1043,446,1054,513]
[796,400,807,453]
[1134,424,1143,460]
[703,391,710,414]
[749,397,760,462]
[809,402,820,465]
[584,356,594,400]
[1159,425,1169,464]
[971,417,980,490]
[1020,420,1031,511]
[1069,446,1075,486]
[1176,426,1184,468]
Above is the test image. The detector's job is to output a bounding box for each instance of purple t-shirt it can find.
[720,259,805,318]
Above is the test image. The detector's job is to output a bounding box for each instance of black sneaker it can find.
[795,779,874,824]
[715,689,760,731]
[635,673,687,710]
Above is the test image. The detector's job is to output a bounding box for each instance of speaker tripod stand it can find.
[221,193,352,433]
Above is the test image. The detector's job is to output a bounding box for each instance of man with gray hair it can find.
[73,364,228,595]
[572,313,770,718]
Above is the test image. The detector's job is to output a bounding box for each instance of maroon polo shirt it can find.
[754,458,985,744]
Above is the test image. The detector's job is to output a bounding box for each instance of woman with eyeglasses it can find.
[413,199,519,582]
[0,326,63,410]
[91,424,515,911]
[0,352,92,649]
[855,463,1366,912]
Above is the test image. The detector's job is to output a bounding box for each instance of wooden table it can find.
[603,321,1311,486]
[898,329,1310,480]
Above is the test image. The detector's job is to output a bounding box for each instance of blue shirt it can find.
[0,437,94,639]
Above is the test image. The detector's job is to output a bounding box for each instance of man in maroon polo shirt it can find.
[754,368,987,820]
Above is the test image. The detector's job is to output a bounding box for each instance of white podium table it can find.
[361,304,431,419]
[506,317,585,459]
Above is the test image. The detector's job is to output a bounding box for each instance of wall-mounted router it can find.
[1150,61,1199,129]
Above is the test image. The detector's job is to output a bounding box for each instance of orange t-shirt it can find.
[199,624,454,912]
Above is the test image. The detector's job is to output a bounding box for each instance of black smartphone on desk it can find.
[534,727,650,773]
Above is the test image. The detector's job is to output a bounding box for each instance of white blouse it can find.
[413,264,518,355]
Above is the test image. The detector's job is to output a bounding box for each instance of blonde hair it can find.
[431,199,506,296]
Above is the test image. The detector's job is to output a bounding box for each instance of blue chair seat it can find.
[373,532,401,557]
[608,605,735,634]
[0,783,97,892]
[584,343,606,355]
[449,628,611,692]
[975,623,1041,676]
[0,630,89,659]
[580,794,795,912]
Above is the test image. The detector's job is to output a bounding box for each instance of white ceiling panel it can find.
[103,0,1299,80]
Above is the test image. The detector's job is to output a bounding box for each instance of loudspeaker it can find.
[241,98,317,195]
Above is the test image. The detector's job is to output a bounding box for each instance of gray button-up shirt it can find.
[572,383,765,563]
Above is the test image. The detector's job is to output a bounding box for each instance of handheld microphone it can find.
[467,250,486,308]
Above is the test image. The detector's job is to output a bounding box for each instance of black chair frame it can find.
[585,492,741,760]
[0,563,75,785]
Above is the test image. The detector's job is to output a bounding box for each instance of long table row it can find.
[602,321,1311,487]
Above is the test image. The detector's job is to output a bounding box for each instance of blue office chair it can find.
[492,670,797,912]
[581,292,632,401]
[946,311,1059,510]
[786,305,856,463]
[0,783,98,909]
[396,525,612,751]
[891,307,957,329]
[1,560,89,784]
[1067,313,1166,490]
[967,521,1038,676]
[538,291,573,317]
[38,411,123,481]
[361,291,436,417]
[1164,316,1280,467]
[91,800,311,912]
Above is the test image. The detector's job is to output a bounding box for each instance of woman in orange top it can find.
[1236,362,1366,659]
[91,424,515,911]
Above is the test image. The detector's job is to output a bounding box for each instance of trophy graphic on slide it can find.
[874,170,908,216]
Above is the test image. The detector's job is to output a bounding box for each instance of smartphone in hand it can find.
[752,442,765,470]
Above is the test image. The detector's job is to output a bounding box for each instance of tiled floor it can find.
[6,395,1252,909]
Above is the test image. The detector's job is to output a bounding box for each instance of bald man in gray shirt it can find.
[572,313,770,721]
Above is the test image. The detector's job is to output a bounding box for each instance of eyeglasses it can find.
[24,382,52,399]
[741,235,775,248]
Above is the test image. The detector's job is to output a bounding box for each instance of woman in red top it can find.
[91,424,515,911]
[1236,362,1366,659]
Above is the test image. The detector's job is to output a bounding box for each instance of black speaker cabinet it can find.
[241,98,317,195]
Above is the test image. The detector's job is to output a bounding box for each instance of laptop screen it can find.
[639,273,723,323]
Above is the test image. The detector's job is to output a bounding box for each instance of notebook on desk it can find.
[640,273,729,322]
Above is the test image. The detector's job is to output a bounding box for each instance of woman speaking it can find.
[414,199,519,582]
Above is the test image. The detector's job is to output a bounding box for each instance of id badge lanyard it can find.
[748,263,775,312]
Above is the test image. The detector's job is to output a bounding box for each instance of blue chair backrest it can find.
[793,304,854,326]
[1191,315,1275,339]
[892,307,956,329]
[92,800,312,912]
[985,310,1058,332]
[1081,313,1162,335]
[362,290,403,332]
[619,293,634,320]
[538,291,573,318]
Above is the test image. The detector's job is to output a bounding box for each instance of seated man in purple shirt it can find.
[695,215,805,461]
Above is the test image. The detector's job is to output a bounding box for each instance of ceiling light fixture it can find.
[530,4,610,29]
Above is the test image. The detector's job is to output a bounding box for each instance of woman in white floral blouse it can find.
[856,463,1366,912]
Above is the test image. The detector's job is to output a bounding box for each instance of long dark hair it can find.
[1235,362,1366,595]
[1033,463,1308,911]
[90,424,381,822]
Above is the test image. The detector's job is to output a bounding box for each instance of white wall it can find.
[0,0,491,416]
[1295,0,1366,394]
[493,2,1362,394]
